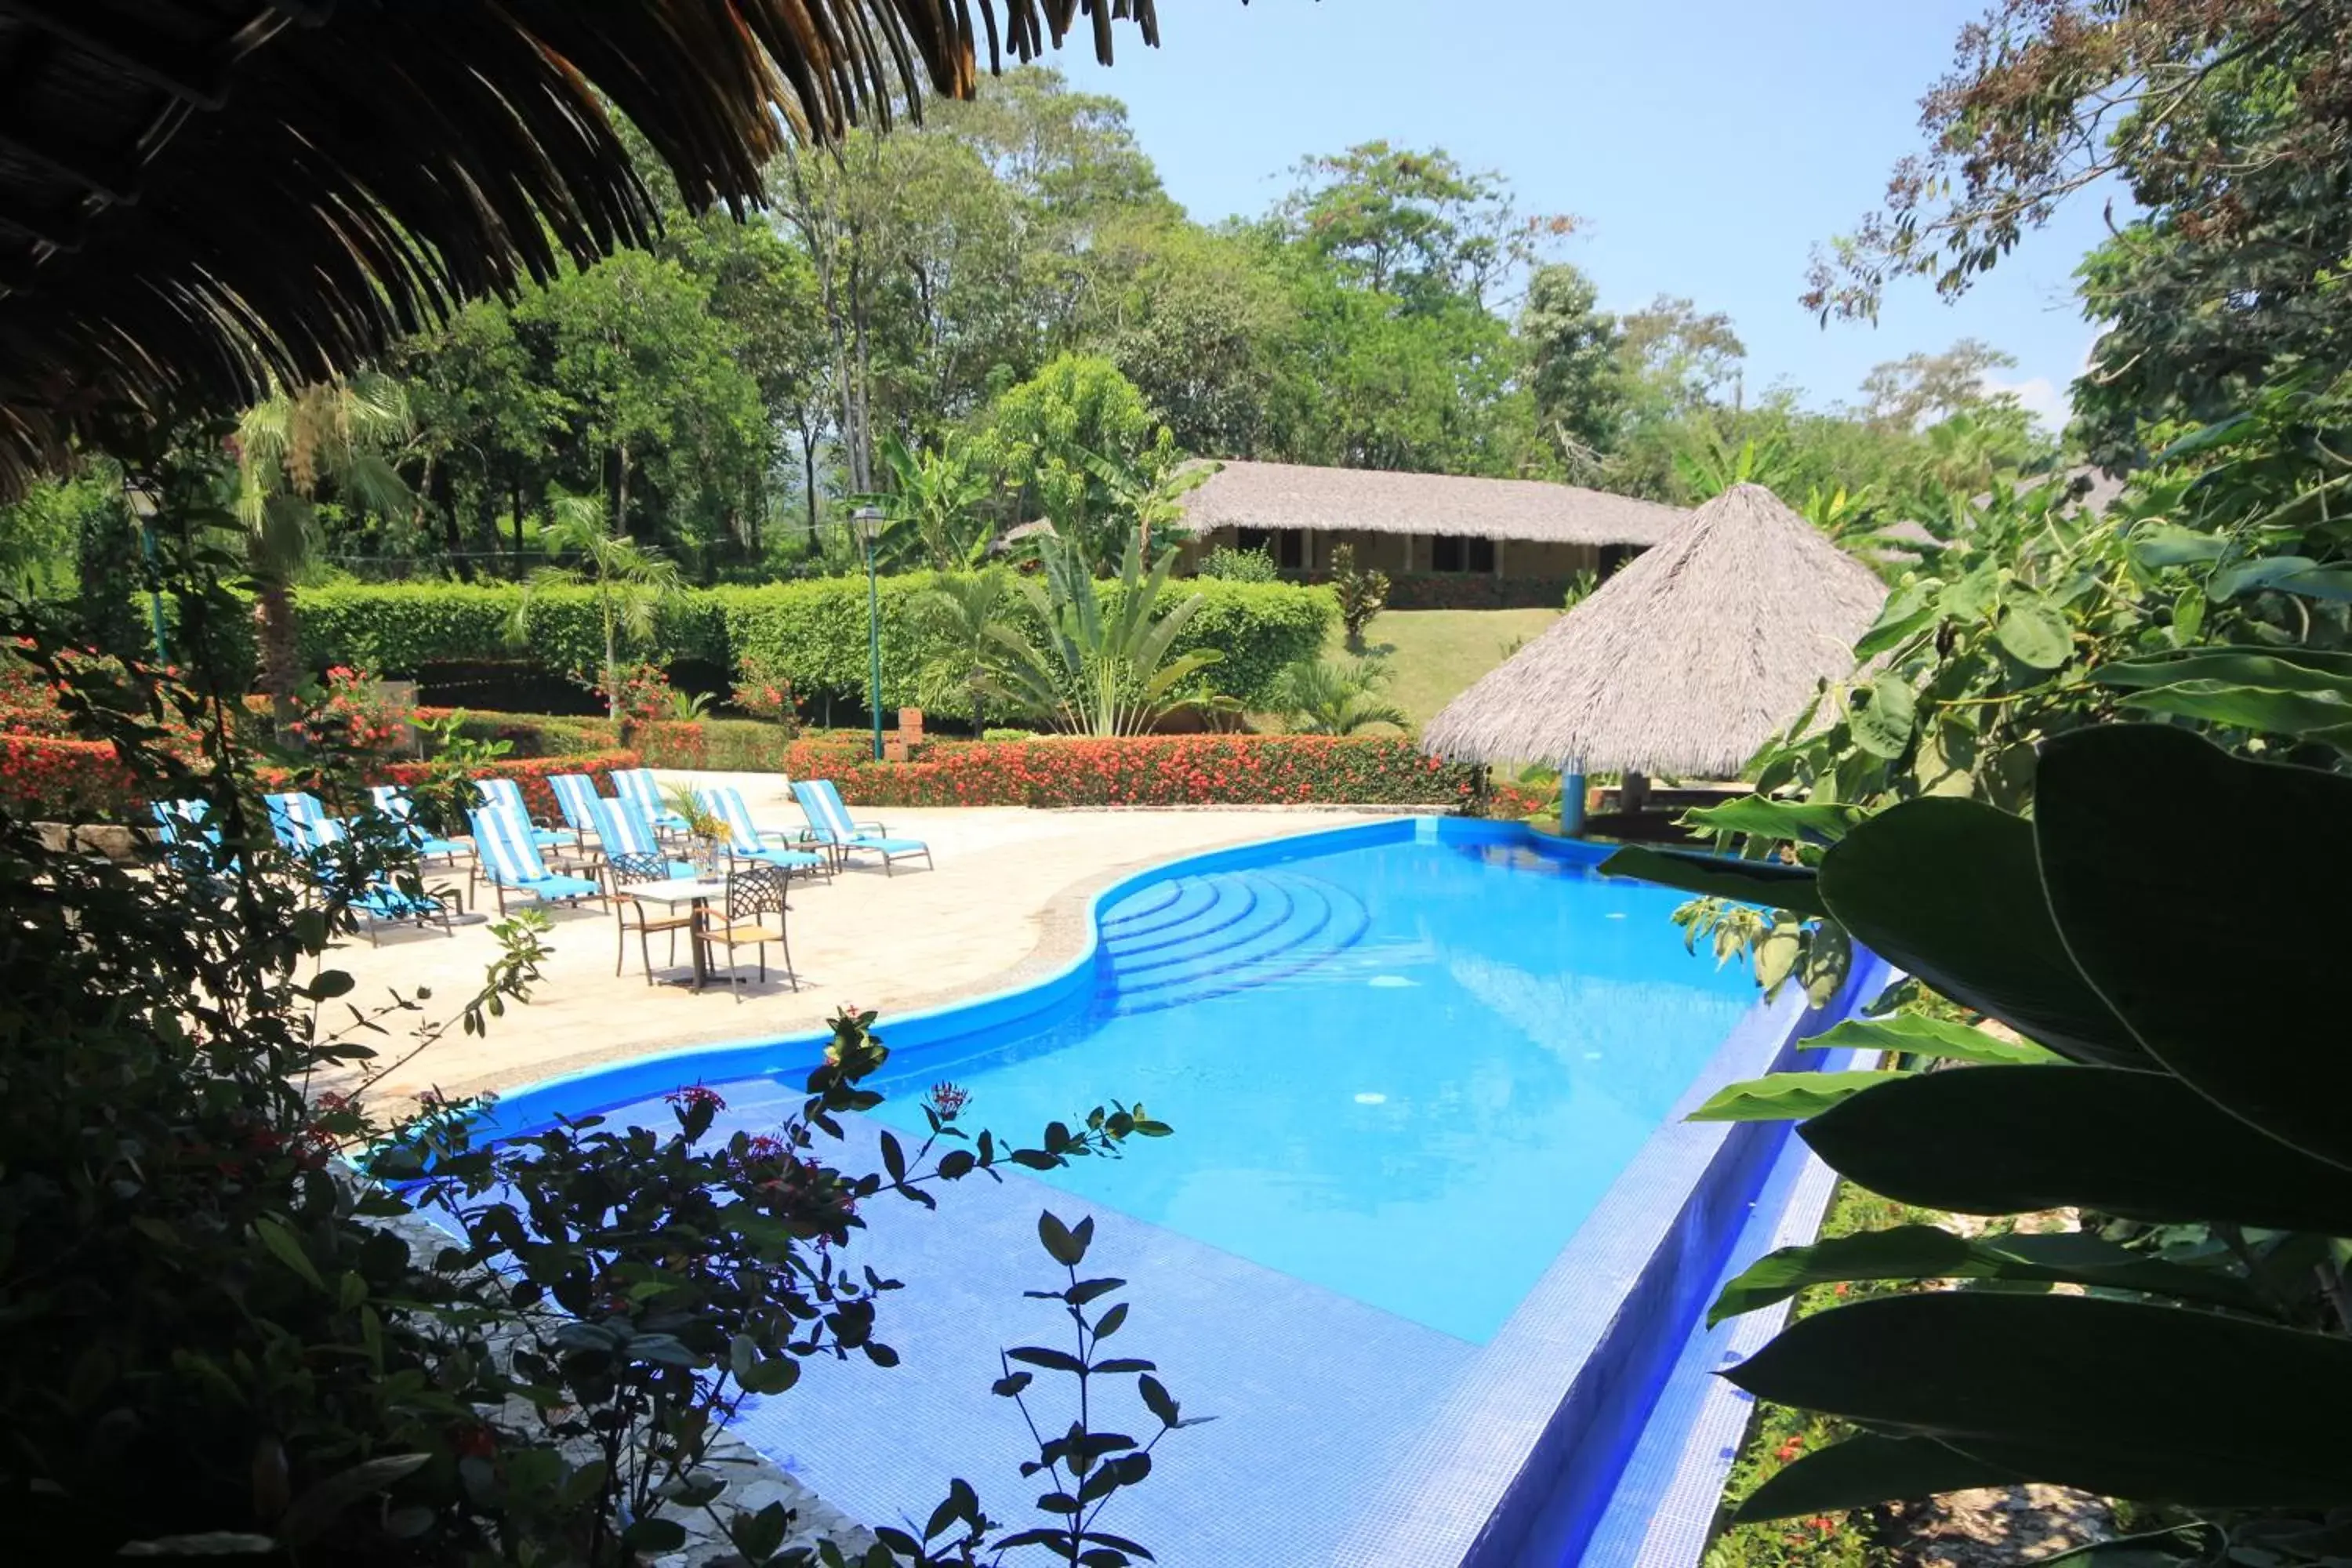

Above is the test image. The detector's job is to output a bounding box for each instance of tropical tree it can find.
[987,537,1221,735]
[230,373,414,722]
[919,567,1018,736]
[510,494,687,721]
[1274,654,1407,735]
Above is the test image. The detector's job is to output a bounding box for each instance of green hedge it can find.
[271,575,1332,711]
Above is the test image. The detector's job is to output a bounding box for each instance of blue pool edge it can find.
[478,816,1889,1567]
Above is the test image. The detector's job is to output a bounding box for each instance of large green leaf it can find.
[2094,648,2352,746]
[1682,795,1863,843]
[1805,1014,2057,1065]
[1726,1294,2352,1506]
[1732,1433,2024,1523]
[1799,1065,2352,1234]
[1994,593,2074,669]
[1708,1224,2269,1327]
[1816,798,2151,1069]
[1597,845,1826,920]
[1849,674,1918,760]
[2036,724,2352,1171]
[1686,1071,1902,1123]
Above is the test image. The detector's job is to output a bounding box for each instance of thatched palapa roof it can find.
[1422,485,1889,778]
[1177,459,1683,547]
[0,1,1159,498]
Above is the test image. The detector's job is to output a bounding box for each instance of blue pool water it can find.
[550,830,1758,1346]
[862,834,1755,1343]
[482,819,1881,1565]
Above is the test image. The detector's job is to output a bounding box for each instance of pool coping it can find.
[482,818,1886,1567]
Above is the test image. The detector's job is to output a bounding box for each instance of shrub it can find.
[795,734,1495,809]
[370,750,639,825]
[266,576,1333,713]
[412,706,619,759]
[1194,545,1281,583]
[0,736,145,820]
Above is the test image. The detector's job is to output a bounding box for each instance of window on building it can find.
[1428,535,1495,573]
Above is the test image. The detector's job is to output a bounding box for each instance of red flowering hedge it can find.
[0,738,147,822]
[793,735,1547,813]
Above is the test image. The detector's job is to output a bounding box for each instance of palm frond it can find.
[0,2,1163,499]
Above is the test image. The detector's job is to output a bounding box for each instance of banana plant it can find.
[985,537,1221,737]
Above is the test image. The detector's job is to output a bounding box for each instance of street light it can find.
[851,505,887,762]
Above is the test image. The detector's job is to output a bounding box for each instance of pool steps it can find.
[1097,868,1370,1013]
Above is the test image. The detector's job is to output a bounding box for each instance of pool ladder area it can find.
[1094,869,1372,1014]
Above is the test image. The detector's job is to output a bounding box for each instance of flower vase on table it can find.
[690,837,725,880]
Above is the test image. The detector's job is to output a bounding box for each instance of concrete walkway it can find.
[328,772,1386,1105]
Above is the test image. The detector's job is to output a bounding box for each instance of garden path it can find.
[327,778,1387,1106]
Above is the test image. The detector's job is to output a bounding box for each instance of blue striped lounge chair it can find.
[791,778,931,876]
[612,768,689,837]
[302,816,455,944]
[468,804,602,915]
[474,776,576,850]
[695,786,827,877]
[591,794,693,879]
[547,772,608,848]
[368,785,474,909]
[263,789,332,854]
[151,797,216,848]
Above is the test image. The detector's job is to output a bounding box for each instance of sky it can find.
[1058,0,2119,430]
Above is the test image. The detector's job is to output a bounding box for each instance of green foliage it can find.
[1671,725,2352,1560]
[1194,545,1280,583]
[513,495,690,720]
[1272,653,1409,735]
[871,433,996,572]
[986,539,1221,735]
[975,354,1171,560]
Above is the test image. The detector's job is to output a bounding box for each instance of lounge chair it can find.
[791,778,932,876]
[474,777,576,851]
[263,789,333,854]
[695,785,828,877]
[590,794,693,880]
[151,797,218,849]
[548,773,608,849]
[368,785,474,906]
[301,815,455,944]
[700,858,797,1000]
[468,804,603,915]
[612,768,690,838]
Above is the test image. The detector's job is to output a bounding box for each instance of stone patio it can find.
[328,772,1387,1105]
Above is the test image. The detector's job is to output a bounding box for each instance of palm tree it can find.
[230,373,413,724]
[510,494,686,722]
[1276,655,1410,735]
[987,538,1222,736]
[920,568,1017,736]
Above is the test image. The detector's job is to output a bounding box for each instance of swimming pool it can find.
[486,818,1886,1566]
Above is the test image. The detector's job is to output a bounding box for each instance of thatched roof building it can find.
[1422,485,1888,779]
[0,2,1157,499]
[1178,459,1681,548]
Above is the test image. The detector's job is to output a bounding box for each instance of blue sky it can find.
[1059,0,2118,429]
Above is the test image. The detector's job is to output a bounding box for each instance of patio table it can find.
[624,875,728,989]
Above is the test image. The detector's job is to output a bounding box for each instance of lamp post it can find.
[852,505,886,762]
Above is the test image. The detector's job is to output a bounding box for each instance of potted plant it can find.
[664,785,730,879]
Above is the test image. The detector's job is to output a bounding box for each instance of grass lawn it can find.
[1348,607,1561,729]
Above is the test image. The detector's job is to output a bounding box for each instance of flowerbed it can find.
[796,734,1548,813]
[0,736,147,821]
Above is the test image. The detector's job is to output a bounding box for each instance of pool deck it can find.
[325,776,1387,1105]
